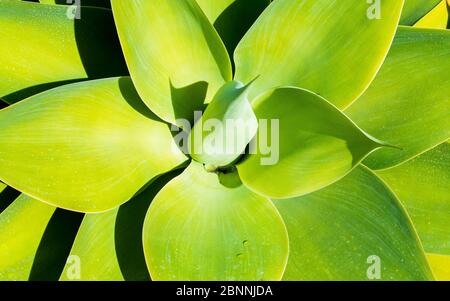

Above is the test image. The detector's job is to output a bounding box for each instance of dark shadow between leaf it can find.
[0,99,7,109]
[214,0,271,71]
[118,77,163,122]
[29,209,84,281]
[170,80,208,126]
[0,187,21,215]
[115,169,184,281]
[4,4,128,104]
[73,5,128,79]
[447,4,450,29]
[2,79,88,104]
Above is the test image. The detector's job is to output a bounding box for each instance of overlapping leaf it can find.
[143,162,288,280]
[234,0,404,108]
[347,27,450,170]
[0,77,186,212]
[401,0,442,25]
[237,87,387,199]
[0,0,126,103]
[189,80,257,167]
[377,143,450,255]
[414,0,449,29]
[60,171,178,281]
[111,0,232,125]
[274,167,433,280]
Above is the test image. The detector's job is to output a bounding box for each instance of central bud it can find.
[188,80,258,169]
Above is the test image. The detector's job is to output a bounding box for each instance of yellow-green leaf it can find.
[377,143,450,255]
[414,0,449,29]
[111,0,232,125]
[274,167,433,280]
[346,27,450,170]
[234,0,404,108]
[189,80,258,167]
[0,0,126,103]
[400,0,442,25]
[143,162,288,280]
[237,87,386,199]
[427,253,450,280]
[0,77,186,213]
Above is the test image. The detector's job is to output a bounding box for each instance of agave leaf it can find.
[400,0,442,25]
[39,0,111,8]
[274,166,433,280]
[427,253,450,280]
[237,87,387,199]
[234,0,404,109]
[0,184,20,214]
[414,0,449,29]
[143,162,289,280]
[0,195,55,280]
[189,80,258,167]
[111,0,232,125]
[377,143,450,255]
[0,0,126,104]
[196,0,271,57]
[0,194,83,281]
[60,209,124,281]
[346,27,450,170]
[0,77,186,213]
[195,0,236,22]
[60,170,178,281]
[0,194,81,280]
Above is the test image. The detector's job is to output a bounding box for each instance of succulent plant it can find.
[0,0,448,281]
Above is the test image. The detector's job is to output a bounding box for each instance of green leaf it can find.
[400,0,442,25]
[189,80,258,167]
[143,162,289,280]
[39,0,111,8]
[377,143,450,255]
[60,170,179,281]
[0,194,84,280]
[234,0,404,108]
[427,253,450,280]
[414,0,449,29]
[111,0,232,125]
[274,166,434,280]
[0,77,186,213]
[195,0,236,22]
[346,27,450,170]
[237,87,387,199]
[196,0,271,58]
[60,209,124,281]
[0,194,55,280]
[0,0,126,104]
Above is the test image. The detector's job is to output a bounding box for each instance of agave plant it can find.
[0,0,448,281]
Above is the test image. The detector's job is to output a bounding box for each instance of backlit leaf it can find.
[237,87,387,199]
[0,77,186,213]
[274,167,433,280]
[143,162,288,280]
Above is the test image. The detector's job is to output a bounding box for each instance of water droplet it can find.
[242,240,249,247]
